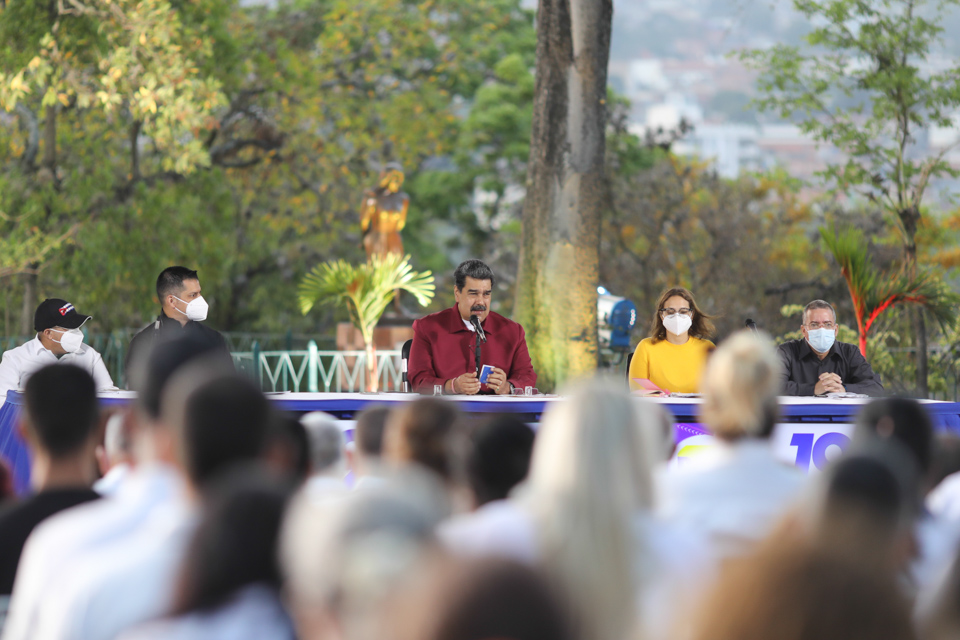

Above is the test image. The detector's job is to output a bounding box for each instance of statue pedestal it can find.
[336,319,414,351]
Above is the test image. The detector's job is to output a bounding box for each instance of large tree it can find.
[741,0,960,396]
[514,0,613,390]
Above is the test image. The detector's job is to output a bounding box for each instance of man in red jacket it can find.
[409,260,537,395]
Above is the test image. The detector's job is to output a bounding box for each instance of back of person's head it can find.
[23,364,98,458]
[132,333,233,420]
[700,330,781,440]
[156,266,199,302]
[163,367,271,488]
[300,412,344,476]
[467,415,534,506]
[385,398,463,483]
[855,398,933,478]
[393,558,573,640]
[281,487,435,639]
[172,466,294,616]
[688,537,914,640]
[355,406,390,457]
[264,414,311,484]
[526,377,657,640]
[811,450,916,570]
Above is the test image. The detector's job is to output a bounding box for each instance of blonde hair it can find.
[700,330,782,440]
[525,377,657,640]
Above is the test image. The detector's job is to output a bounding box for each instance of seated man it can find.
[777,299,884,396]
[0,299,115,403]
[0,365,102,596]
[408,260,536,395]
[126,266,228,380]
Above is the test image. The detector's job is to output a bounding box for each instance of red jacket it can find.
[409,306,537,394]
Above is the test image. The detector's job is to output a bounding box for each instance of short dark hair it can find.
[355,406,390,456]
[420,559,573,640]
[24,365,98,458]
[136,334,234,419]
[389,398,462,482]
[856,398,933,475]
[803,300,837,324]
[454,260,495,291]
[467,415,535,506]
[265,414,311,483]
[172,466,293,615]
[157,266,199,302]
[825,455,904,532]
[181,375,271,488]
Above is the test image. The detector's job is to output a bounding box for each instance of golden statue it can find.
[361,163,409,262]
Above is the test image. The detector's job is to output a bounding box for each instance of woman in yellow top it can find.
[629,287,716,394]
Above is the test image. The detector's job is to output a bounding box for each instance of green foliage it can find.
[299,253,435,344]
[299,253,434,390]
[602,157,829,341]
[820,226,959,353]
[0,0,538,340]
[739,0,960,238]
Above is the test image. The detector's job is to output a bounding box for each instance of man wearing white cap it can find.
[0,299,116,404]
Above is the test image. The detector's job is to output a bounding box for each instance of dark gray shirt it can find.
[777,338,884,397]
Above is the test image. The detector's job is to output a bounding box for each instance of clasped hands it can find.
[446,367,510,395]
[815,372,845,395]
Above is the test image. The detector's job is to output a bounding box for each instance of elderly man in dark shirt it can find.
[777,299,884,396]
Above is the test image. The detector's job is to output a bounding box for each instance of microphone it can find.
[745,318,760,336]
[470,314,487,343]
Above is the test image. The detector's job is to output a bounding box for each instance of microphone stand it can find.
[475,330,482,376]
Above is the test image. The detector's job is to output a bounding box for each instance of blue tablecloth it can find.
[3,391,960,495]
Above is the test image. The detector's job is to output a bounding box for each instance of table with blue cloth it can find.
[2,391,959,495]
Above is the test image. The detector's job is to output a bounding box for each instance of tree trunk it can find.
[514,0,613,391]
[19,267,38,336]
[900,206,927,397]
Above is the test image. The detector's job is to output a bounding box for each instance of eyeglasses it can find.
[806,322,836,330]
[660,307,693,317]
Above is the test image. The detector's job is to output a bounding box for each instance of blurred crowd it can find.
[0,329,958,640]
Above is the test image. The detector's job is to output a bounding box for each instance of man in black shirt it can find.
[0,365,101,595]
[126,266,229,386]
[777,299,884,396]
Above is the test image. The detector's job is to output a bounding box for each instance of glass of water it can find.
[434,384,443,396]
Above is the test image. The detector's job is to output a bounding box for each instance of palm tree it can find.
[821,227,958,358]
[299,254,435,392]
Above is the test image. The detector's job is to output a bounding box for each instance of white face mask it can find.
[173,295,209,322]
[50,328,84,353]
[806,328,836,353]
[663,313,693,337]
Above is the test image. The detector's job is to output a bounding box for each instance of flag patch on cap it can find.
[59,303,75,316]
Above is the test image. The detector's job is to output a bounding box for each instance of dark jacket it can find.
[777,338,884,396]
[125,312,229,387]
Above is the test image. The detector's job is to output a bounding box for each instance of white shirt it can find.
[437,499,538,563]
[438,501,710,640]
[928,470,960,522]
[0,336,115,402]
[34,499,198,640]
[912,512,960,592]
[93,463,131,497]
[118,584,295,640]
[2,464,184,640]
[657,439,808,559]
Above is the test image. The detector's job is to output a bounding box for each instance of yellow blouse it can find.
[628,336,714,394]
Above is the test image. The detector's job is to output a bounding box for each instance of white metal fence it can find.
[232,346,403,392]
